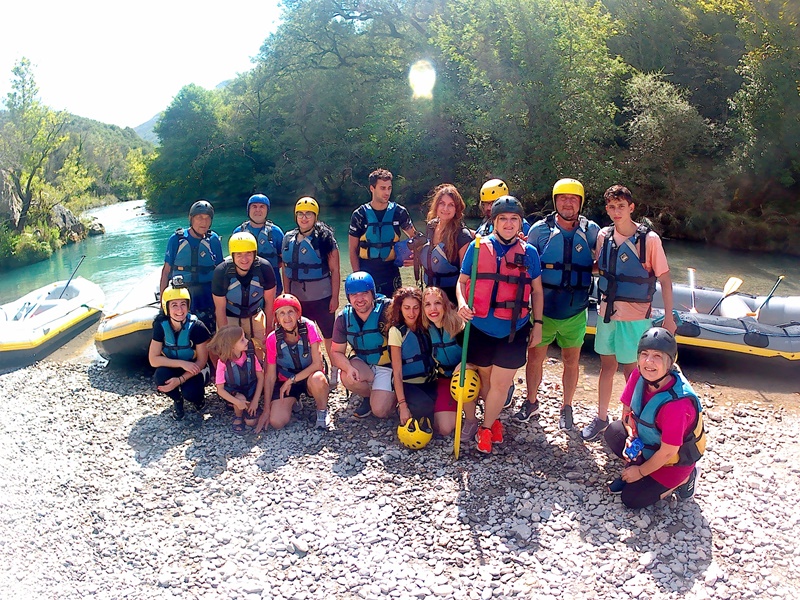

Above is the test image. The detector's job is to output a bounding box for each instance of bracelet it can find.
[397,399,407,405]
[533,319,543,325]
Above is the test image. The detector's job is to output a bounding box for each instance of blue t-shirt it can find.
[460,235,541,338]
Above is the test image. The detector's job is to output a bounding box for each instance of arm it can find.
[456,273,473,319]
[657,270,676,334]
[330,341,357,381]
[216,383,249,411]
[328,249,341,314]
[348,235,360,273]
[255,360,277,433]
[622,442,680,483]
[214,295,228,330]
[160,263,171,294]
[248,369,264,416]
[148,339,199,374]
[527,276,544,348]
[390,344,412,424]
[263,287,275,333]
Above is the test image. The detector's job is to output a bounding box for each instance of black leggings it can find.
[154,367,205,407]
[604,420,671,509]
[404,381,436,421]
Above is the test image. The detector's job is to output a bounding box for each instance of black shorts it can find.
[271,379,309,400]
[466,321,531,370]
[301,296,335,338]
[404,381,436,421]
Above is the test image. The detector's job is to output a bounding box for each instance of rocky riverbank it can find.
[0,357,798,600]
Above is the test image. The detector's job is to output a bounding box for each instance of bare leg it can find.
[597,353,618,420]
[560,346,581,408]
[482,366,516,428]
[525,344,548,403]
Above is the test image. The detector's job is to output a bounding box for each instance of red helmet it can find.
[274,293,302,318]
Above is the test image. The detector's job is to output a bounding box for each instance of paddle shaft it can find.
[58,255,87,300]
[750,275,784,317]
[688,268,697,313]
[708,277,744,316]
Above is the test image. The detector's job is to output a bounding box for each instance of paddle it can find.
[454,234,481,460]
[687,268,697,313]
[747,275,784,319]
[58,255,87,300]
[707,277,744,316]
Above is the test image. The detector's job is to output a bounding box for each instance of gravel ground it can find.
[0,358,798,600]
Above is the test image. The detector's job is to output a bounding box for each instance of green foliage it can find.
[0,221,61,270]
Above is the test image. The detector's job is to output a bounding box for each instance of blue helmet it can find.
[345,271,376,298]
[247,194,270,212]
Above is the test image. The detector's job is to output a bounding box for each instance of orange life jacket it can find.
[466,237,533,322]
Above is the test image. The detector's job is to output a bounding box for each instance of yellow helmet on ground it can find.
[480,179,509,203]
[450,369,481,404]
[295,196,319,216]
[229,232,257,254]
[161,282,191,314]
[552,178,585,211]
[397,417,434,450]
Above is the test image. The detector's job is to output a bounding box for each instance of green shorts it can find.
[537,312,587,349]
[594,318,652,364]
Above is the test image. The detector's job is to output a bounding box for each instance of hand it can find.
[247,400,259,416]
[661,314,677,335]
[279,379,293,399]
[254,413,270,434]
[345,366,360,383]
[458,305,474,321]
[621,465,643,483]
[329,296,339,314]
[402,258,415,267]
[399,409,412,426]
[182,361,201,375]
[528,325,542,348]
[157,377,181,393]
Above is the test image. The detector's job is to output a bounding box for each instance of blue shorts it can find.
[593,318,652,364]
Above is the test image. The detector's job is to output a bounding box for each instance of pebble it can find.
[0,361,797,599]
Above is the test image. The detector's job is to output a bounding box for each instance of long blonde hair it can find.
[425,184,466,264]
[421,287,463,339]
[207,325,246,363]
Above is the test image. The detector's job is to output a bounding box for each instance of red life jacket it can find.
[466,237,533,322]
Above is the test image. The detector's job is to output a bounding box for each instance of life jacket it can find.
[428,324,462,378]
[240,221,279,266]
[419,221,461,288]
[160,315,197,361]
[224,339,258,398]
[342,296,390,366]
[171,228,219,285]
[358,203,400,261]
[597,224,657,322]
[475,218,493,236]
[281,228,330,282]
[630,368,706,467]
[275,317,314,379]
[397,324,436,382]
[465,237,533,341]
[223,258,266,317]
[535,214,595,292]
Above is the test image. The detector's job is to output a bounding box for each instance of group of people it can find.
[148,168,704,509]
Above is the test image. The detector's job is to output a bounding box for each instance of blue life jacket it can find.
[419,222,461,288]
[224,258,266,317]
[282,228,330,282]
[428,324,462,378]
[630,368,705,466]
[358,203,399,261]
[343,296,390,366]
[171,228,219,285]
[398,324,436,382]
[239,221,279,266]
[597,224,657,322]
[224,339,258,398]
[534,214,596,292]
[275,317,314,379]
[160,315,197,361]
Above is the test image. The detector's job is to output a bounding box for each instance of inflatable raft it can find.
[0,277,105,368]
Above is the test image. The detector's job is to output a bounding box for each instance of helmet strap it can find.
[495,232,516,245]
[555,210,579,224]
[641,368,672,389]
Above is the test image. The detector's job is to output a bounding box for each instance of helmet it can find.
[247,194,270,210]
[491,195,525,219]
[552,178,585,211]
[345,271,376,298]
[189,200,214,220]
[480,179,509,203]
[161,282,191,314]
[450,369,480,404]
[397,417,434,450]
[638,327,678,364]
[229,232,258,254]
[295,196,319,216]
[274,293,302,317]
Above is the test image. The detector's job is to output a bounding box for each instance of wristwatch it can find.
[290,375,296,383]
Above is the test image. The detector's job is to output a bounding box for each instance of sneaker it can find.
[608,477,626,495]
[329,368,339,388]
[559,405,573,430]
[503,384,515,409]
[292,398,303,414]
[513,400,540,423]
[476,427,493,454]
[490,419,504,444]
[191,396,206,413]
[581,416,610,442]
[316,409,332,430]
[677,465,699,500]
[352,394,372,419]
[461,419,479,440]
[172,399,185,421]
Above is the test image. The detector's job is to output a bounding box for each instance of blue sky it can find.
[0,1,282,128]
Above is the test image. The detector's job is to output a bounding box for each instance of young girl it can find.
[208,325,264,434]
[255,294,330,433]
[149,282,211,421]
[388,287,438,430]
[421,286,479,437]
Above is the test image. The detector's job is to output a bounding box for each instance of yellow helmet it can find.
[397,417,434,450]
[480,179,509,203]
[228,232,257,254]
[295,196,319,216]
[161,283,191,314]
[552,178,585,211]
[450,369,481,404]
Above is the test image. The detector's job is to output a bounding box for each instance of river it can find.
[1,199,799,306]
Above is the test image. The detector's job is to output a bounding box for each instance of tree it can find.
[0,58,69,232]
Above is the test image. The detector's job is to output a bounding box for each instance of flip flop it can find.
[231,416,246,435]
